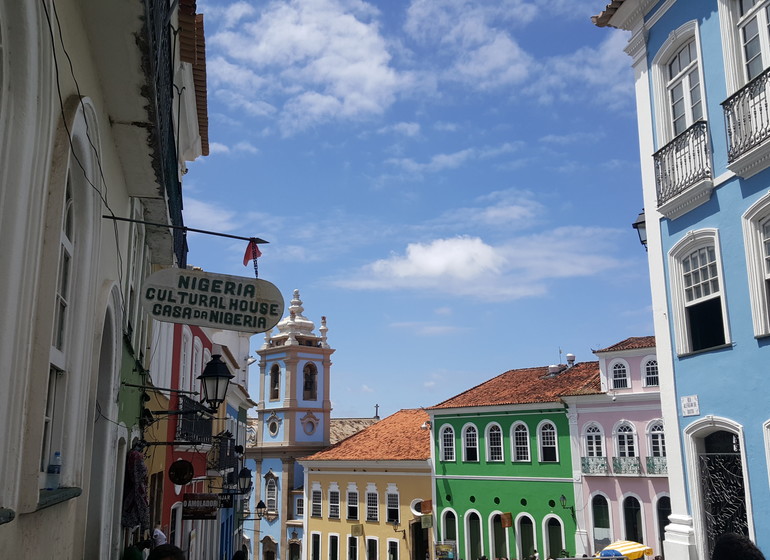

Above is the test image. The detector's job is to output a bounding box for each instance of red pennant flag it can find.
[243,239,262,266]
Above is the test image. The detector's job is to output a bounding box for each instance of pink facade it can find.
[565,338,670,557]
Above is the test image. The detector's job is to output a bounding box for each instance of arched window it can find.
[443,510,457,541]
[612,362,629,389]
[623,496,643,543]
[616,423,637,457]
[267,478,278,512]
[487,424,503,462]
[585,424,604,457]
[546,517,564,559]
[440,425,455,462]
[463,425,478,462]
[656,497,671,554]
[303,362,318,400]
[742,192,770,336]
[539,422,558,462]
[270,363,280,400]
[649,421,666,457]
[644,359,659,386]
[592,495,611,552]
[491,514,506,559]
[466,512,482,560]
[512,422,530,462]
[517,515,535,559]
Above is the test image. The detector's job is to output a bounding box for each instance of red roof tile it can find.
[594,336,655,353]
[302,409,431,462]
[429,361,601,410]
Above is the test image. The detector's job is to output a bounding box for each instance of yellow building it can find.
[300,409,433,560]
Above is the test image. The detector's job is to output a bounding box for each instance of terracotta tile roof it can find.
[303,409,431,461]
[330,417,380,445]
[594,336,655,353]
[429,361,601,410]
[178,0,209,156]
[592,0,626,28]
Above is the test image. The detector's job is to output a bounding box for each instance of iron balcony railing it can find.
[654,120,712,207]
[723,66,770,162]
[646,456,668,475]
[176,395,212,445]
[581,456,609,475]
[612,456,642,475]
[208,436,238,471]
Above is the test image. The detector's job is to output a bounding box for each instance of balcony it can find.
[646,456,668,475]
[208,435,238,471]
[653,120,713,219]
[723,66,770,178]
[612,456,642,475]
[176,395,212,445]
[581,456,609,475]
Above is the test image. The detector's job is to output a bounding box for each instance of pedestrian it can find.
[711,533,765,560]
[153,524,167,547]
[148,544,186,560]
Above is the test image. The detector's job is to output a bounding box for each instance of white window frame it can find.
[386,484,399,524]
[365,537,378,560]
[366,484,379,522]
[648,421,667,458]
[348,536,358,560]
[311,483,322,518]
[610,359,630,390]
[669,229,731,355]
[311,532,322,560]
[329,483,341,519]
[584,423,605,458]
[614,422,638,458]
[643,357,659,387]
[296,497,304,518]
[719,0,770,94]
[329,534,340,560]
[486,423,504,462]
[462,423,479,463]
[743,191,770,336]
[386,539,400,560]
[537,420,558,463]
[347,484,359,520]
[511,422,530,462]
[440,424,455,462]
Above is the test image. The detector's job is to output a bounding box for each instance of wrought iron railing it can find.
[654,120,711,207]
[612,456,642,475]
[208,436,238,471]
[723,66,770,162]
[581,456,609,474]
[176,395,212,445]
[646,456,668,475]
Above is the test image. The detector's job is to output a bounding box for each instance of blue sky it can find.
[185,0,650,419]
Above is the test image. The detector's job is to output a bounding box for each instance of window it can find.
[612,362,629,389]
[348,537,358,560]
[366,488,379,522]
[649,422,667,457]
[386,490,399,524]
[267,478,278,512]
[296,497,304,517]
[440,425,455,462]
[312,534,322,560]
[347,487,359,520]
[463,425,478,462]
[623,496,643,543]
[616,424,637,458]
[329,487,340,519]
[669,230,729,354]
[667,39,704,137]
[644,360,659,387]
[736,0,770,81]
[512,422,530,462]
[743,193,770,335]
[487,424,503,462]
[303,362,318,400]
[387,540,399,560]
[312,488,323,517]
[585,424,604,457]
[366,538,377,560]
[592,495,611,552]
[539,421,558,462]
[330,536,340,560]
[270,364,280,400]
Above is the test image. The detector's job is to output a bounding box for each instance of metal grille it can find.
[176,395,212,444]
[723,66,770,162]
[582,456,609,474]
[646,456,668,475]
[654,120,711,207]
[366,492,378,522]
[612,456,642,475]
[329,490,340,519]
[700,453,749,555]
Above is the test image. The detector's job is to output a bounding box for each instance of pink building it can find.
[564,337,670,557]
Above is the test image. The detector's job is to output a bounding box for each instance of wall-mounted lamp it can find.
[559,494,576,520]
[392,522,406,538]
[420,421,431,430]
[238,467,253,495]
[631,210,647,251]
[198,354,234,411]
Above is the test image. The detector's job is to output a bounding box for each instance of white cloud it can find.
[184,197,242,233]
[209,142,230,154]
[436,189,543,229]
[233,141,259,154]
[334,227,625,301]
[360,384,375,393]
[539,132,603,145]
[208,141,260,156]
[378,122,421,137]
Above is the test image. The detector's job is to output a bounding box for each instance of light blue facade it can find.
[596,0,770,557]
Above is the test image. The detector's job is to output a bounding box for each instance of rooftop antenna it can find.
[374,404,380,419]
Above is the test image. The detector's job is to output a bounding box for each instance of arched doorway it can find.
[656,497,671,555]
[623,497,643,543]
[261,535,277,560]
[467,512,482,560]
[545,517,564,558]
[491,514,506,559]
[517,516,535,560]
[592,495,611,553]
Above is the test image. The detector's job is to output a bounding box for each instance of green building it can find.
[427,360,600,560]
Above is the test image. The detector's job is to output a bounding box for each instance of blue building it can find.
[245,291,335,560]
[595,1,770,558]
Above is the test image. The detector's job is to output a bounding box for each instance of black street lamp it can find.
[238,467,253,494]
[198,354,234,412]
[632,210,647,251]
[559,494,576,520]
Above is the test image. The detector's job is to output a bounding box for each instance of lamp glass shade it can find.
[256,499,267,519]
[559,494,567,508]
[198,354,234,410]
[238,467,252,493]
[632,210,647,247]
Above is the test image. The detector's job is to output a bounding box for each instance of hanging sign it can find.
[219,493,234,509]
[182,493,219,520]
[141,268,284,333]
